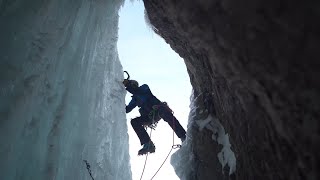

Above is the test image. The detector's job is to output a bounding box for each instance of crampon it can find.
[138,141,155,155]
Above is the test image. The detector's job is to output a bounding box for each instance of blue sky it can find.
[118,1,192,179]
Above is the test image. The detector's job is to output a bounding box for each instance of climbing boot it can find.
[138,141,155,155]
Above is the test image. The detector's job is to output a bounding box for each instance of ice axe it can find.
[124,71,130,80]
[123,71,130,87]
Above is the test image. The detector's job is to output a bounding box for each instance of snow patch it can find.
[195,117,211,131]
[197,115,236,175]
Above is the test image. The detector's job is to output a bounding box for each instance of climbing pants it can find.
[131,105,186,145]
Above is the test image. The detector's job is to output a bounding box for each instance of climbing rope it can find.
[151,150,172,179]
[140,128,153,180]
[83,160,95,180]
[150,108,181,180]
[139,103,182,180]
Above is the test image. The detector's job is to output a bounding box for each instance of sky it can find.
[117,1,192,180]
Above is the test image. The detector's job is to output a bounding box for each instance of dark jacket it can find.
[126,84,161,115]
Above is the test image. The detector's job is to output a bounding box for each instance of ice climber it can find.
[123,77,186,155]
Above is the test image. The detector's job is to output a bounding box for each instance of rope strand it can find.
[150,148,174,180]
[150,109,179,179]
[140,128,153,180]
[140,152,149,180]
[139,103,182,180]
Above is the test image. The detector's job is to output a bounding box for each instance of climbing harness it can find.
[139,105,182,180]
[145,102,171,129]
[83,160,95,180]
[145,108,160,130]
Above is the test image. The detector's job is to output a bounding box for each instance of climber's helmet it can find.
[123,79,139,88]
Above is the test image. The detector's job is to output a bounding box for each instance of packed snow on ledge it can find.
[171,93,236,179]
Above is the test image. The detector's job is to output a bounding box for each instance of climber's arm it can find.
[126,97,137,113]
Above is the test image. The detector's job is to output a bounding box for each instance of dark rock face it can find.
[143,0,320,179]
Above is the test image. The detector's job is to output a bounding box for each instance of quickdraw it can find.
[145,109,159,130]
[146,102,172,129]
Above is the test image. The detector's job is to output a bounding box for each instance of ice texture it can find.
[0,0,131,180]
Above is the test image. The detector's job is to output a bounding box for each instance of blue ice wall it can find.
[0,0,131,179]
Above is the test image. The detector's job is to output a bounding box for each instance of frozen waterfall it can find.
[0,0,132,179]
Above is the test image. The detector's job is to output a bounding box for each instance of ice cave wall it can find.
[0,0,131,180]
[143,0,320,179]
